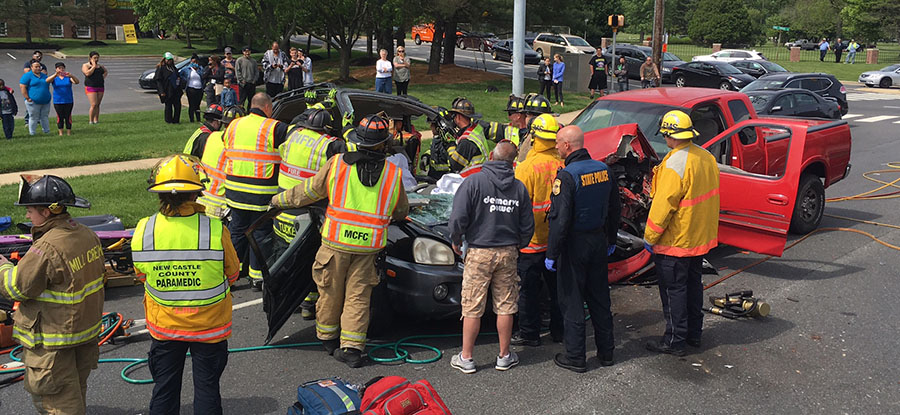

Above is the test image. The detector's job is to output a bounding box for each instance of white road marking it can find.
[6,53,16,60]
[846,92,900,102]
[884,105,900,109]
[856,115,899,123]
[124,297,263,336]
[841,114,863,119]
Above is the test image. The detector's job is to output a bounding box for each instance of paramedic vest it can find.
[563,159,612,232]
[321,156,402,253]
[132,213,231,342]
[224,113,281,211]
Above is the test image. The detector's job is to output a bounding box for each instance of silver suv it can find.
[531,33,594,58]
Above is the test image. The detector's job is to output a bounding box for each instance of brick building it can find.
[0,0,135,41]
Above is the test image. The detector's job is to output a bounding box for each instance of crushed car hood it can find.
[583,123,660,166]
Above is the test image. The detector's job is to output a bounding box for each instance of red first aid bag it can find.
[361,376,451,415]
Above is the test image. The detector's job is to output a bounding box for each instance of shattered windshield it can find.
[407,193,455,227]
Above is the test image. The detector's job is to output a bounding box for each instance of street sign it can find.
[123,24,138,44]
[772,26,790,32]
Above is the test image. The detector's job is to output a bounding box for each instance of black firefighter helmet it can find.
[16,175,91,212]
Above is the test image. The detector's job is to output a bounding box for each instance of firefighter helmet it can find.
[147,154,205,193]
[659,110,699,140]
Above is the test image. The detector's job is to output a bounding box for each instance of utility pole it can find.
[651,0,665,75]
[512,0,526,96]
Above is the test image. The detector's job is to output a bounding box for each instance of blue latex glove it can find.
[644,242,654,254]
[544,258,556,271]
[607,245,616,256]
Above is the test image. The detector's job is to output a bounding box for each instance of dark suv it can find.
[741,73,848,116]
[602,44,686,83]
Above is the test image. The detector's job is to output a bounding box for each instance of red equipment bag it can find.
[360,376,451,415]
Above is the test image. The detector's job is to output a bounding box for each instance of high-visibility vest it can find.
[224,113,281,211]
[320,156,402,253]
[275,127,336,242]
[504,125,522,147]
[198,131,228,213]
[183,125,212,156]
[132,213,232,342]
[459,124,491,167]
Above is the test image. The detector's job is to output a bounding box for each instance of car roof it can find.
[759,72,837,80]
[745,88,813,96]
[599,87,748,107]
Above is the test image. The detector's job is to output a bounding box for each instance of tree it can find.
[687,0,757,46]
[70,0,107,42]
[298,0,369,81]
[1,0,55,44]
[622,0,654,41]
[842,0,900,44]
[780,0,843,39]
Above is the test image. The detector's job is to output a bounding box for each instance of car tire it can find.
[879,78,892,88]
[536,48,543,59]
[789,173,825,234]
[675,75,686,87]
[492,50,498,60]
[414,35,422,45]
[719,81,732,90]
[459,40,465,50]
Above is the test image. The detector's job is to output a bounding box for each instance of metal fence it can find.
[662,43,900,65]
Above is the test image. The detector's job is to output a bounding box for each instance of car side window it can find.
[794,93,819,106]
[732,61,746,68]
[800,78,822,91]
[536,35,547,43]
[773,95,794,110]
[728,99,752,123]
[701,63,715,72]
[736,52,751,58]
[716,52,730,58]
[784,80,801,89]
[751,63,763,70]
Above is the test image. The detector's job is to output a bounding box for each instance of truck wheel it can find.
[789,173,825,234]
[675,75,686,87]
[414,35,422,45]
[880,78,892,88]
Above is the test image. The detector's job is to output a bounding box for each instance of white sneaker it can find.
[495,351,519,371]
[450,352,476,374]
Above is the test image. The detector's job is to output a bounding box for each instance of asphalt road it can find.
[1,50,166,117]
[3,54,900,412]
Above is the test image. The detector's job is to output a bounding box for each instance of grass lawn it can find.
[0,169,158,231]
[779,61,888,83]
[0,37,221,57]
[0,110,197,173]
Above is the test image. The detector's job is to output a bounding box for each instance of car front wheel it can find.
[789,173,825,234]
[675,75,686,87]
[880,77,892,88]
[536,48,543,59]
[491,50,498,60]
[414,35,422,45]
[719,81,732,90]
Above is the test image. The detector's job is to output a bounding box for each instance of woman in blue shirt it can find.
[19,61,52,135]
[47,62,80,136]
[552,54,566,107]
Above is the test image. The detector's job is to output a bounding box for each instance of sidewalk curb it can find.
[52,51,170,59]
[0,158,163,186]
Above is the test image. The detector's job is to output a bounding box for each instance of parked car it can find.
[602,44,686,83]
[531,33,594,58]
[784,39,818,50]
[138,55,208,89]
[411,24,463,45]
[745,89,841,119]
[570,87,852,237]
[693,49,767,63]
[456,32,499,52]
[731,60,789,78]
[671,61,756,90]
[741,73,848,115]
[491,39,541,64]
[858,64,900,88]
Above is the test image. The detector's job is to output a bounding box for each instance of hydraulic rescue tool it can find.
[704,290,770,319]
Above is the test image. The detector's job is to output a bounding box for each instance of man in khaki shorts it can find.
[448,142,534,373]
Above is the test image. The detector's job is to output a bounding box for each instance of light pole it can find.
[584,18,589,39]
[512,0,526,96]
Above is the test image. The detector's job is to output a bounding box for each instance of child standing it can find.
[0,79,17,139]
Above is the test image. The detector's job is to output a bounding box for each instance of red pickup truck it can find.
[572,87,852,259]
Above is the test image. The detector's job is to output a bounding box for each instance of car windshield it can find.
[718,64,742,74]
[741,79,785,91]
[759,61,787,72]
[663,52,681,61]
[571,100,682,156]
[565,36,590,46]
[880,64,900,72]
[407,193,455,226]
[746,94,770,110]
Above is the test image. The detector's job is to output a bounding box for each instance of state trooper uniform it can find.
[547,145,621,372]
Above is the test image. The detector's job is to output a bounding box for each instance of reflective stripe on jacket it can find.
[644,141,720,257]
[504,125,522,147]
[320,156,402,253]
[0,214,104,349]
[274,127,336,242]
[198,131,228,213]
[132,210,235,343]
[224,113,281,211]
[515,137,563,253]
[449,124,490,168]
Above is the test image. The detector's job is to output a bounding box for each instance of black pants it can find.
[395,80,409,96]
[820,49,827,61]
[266,82,284,98]
[517,252,563,341]
[186,87,203,122]
[240,83,256,111]
[228,207,272,281]
[835,51,843,63]
[655,254,703,349]
[148,339,228,415]
[164,93,182,124]
[54,103,73,130]
[553,81,564,103]
[539,79,552,97]
[1,114,13,138]
[557,232,613,363]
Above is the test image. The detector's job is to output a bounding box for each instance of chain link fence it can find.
[662,42,900,65]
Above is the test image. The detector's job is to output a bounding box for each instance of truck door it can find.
[704,120,796,256]
[726,99,766,174]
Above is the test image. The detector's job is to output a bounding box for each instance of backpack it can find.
[287,377,362,415]
[360,376,451,415]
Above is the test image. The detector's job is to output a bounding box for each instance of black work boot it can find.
[510,333,540,347]
[334,347,364,368]
[645,340,686,357]
[554,353,587,373]
[250,278,263,292]
[322,339,339,356]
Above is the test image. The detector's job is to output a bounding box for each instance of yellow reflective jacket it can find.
[644,141,720,257]
[515,137,563,254]
[0,214,105,350]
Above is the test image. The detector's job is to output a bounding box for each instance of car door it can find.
[704,121,796,256]
[770,94,796,116]
[892,66,900,84]
[699,63,718,87]
[792,92,823,117]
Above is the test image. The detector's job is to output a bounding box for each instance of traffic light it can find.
[608,14,625,28]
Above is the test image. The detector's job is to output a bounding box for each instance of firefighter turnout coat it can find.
[514,136,564,254]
